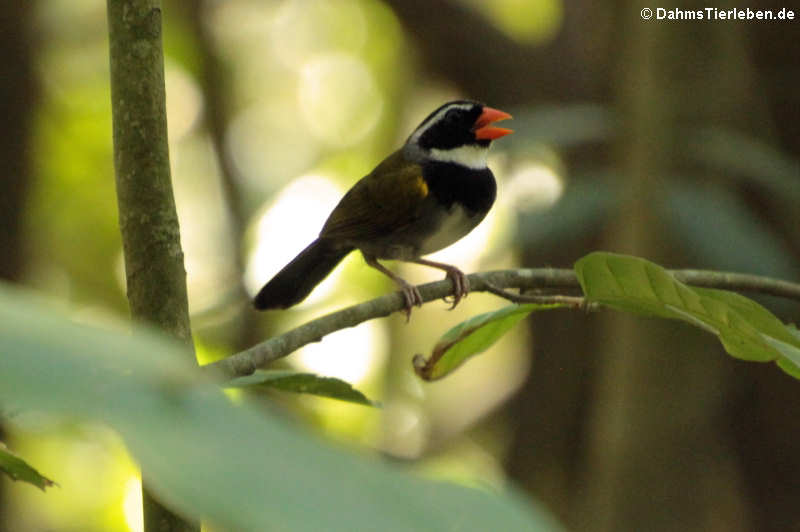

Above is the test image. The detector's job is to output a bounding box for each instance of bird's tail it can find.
[253,238,353,310]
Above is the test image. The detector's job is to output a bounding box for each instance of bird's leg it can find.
[363,253,422,321]
[407,258,469,309]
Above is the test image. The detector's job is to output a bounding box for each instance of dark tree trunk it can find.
[0,0,37,282]
[0,1,37,529]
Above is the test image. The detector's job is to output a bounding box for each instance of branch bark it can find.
[106,1,198,530]
[202,268,800,379]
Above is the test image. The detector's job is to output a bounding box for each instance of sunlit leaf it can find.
[0,284,562,531]
[575,252,800,379]
[0,444,56,491]
[777,352,800,379]
[414,303,564,381]
[763,323,800,378]
[227,370,378,407]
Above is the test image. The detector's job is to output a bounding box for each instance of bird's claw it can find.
[443,267,469,310]
[400,283,423,322]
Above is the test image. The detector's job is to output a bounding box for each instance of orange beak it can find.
[473,106,513,140]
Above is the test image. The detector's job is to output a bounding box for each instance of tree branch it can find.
[202,268,800,379]
[482,279,593,309]
[107,1,198,530]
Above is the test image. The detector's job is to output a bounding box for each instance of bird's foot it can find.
[362,253,424,321]
[441,266,470,309]
[399,281,423,322]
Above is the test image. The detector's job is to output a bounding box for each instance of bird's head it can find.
[405,100,513,169]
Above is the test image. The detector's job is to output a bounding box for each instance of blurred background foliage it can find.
[1,0,798,530]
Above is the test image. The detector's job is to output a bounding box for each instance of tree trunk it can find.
[106,1,199,530]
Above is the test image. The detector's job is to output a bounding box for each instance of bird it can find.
[253,100,512,318]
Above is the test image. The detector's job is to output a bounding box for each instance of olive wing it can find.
[321,151,428,242]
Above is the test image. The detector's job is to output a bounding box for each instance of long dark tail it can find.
[253,239,352,310]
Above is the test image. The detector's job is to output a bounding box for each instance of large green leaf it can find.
[777,325,800,378]
[414,304,564,381]
[226,370,378,407]
[0,284,561,531]
[575,252,800,378]
[0,444,56,491]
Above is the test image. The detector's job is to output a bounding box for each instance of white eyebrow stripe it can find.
[408,103,474,144]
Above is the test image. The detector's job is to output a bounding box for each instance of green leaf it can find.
[764,323,800,378]
[777,356,800,379]
[575,252,800,379]
[0,444,56,491]
[0,284,562,532]
[787,324,800,342]
[414,304,564,381]
[226,370,378,407]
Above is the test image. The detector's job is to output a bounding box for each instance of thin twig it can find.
[201,268,800,378]
[672,270,800,300]
[482,279,593,310]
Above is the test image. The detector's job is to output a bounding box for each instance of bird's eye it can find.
[444,109,458,122]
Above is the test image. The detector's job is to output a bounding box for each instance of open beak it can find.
[473,106,513,140]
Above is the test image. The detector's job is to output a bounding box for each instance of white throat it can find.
[428,145,489,170]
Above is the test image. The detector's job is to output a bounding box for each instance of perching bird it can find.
[253,100,512,317]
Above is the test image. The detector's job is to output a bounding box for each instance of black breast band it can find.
[422,162,497,215]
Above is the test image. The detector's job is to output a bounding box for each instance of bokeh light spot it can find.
[503,161,564,210]
[246,175,344,304]
[165,61,202,142]
[122,476,143,532]
[293,318,387,384]
[228,102,321,192]
[298,53,383,147]
[464,0,563,44]
[271,0,368,68]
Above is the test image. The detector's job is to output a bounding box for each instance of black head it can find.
[405,100,512,168]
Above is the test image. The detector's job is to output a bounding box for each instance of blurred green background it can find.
[1,0,798,530]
